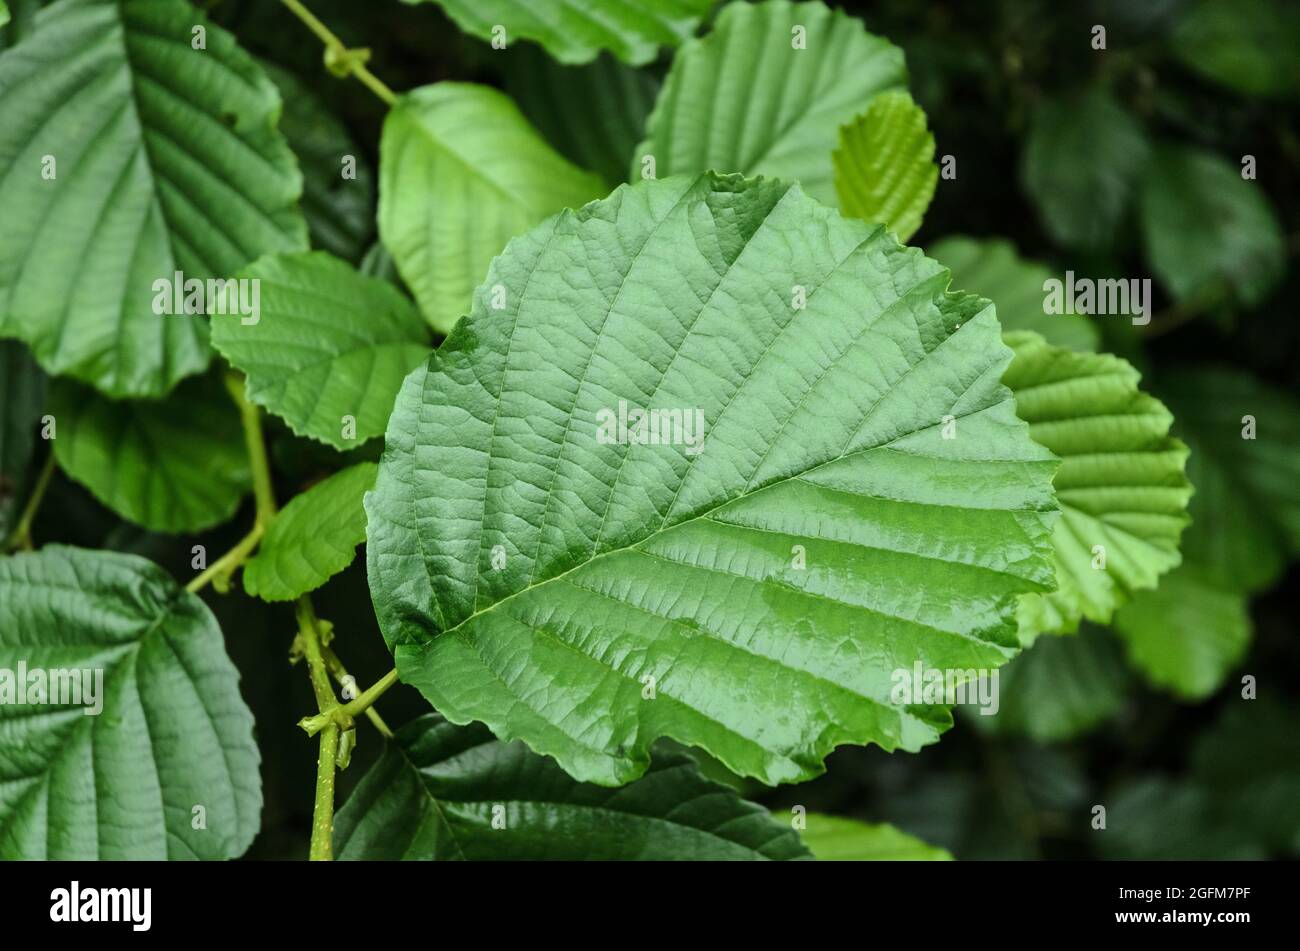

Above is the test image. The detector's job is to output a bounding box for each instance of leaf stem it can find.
[321,645,394,737]
[295,596,341,860]
[3,451,55,552]
[224,371,278,526]
[185,523,265,594]
[279,0,398,106]
[299,667,399,737]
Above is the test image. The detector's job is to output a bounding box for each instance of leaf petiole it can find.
[299,667,399,737]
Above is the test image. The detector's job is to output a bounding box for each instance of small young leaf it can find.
[1005,332,1191,639]
[244,462,377,602]
[833,91,937,242]
[49,374,250,534]
[0,0,307,397]
[928,237,1100,352]
[1139,145,1285,307]
[366,172,1059,787]
[379,82,605,334]
[797,813,951,861]
[635,0,906,204]
[334,714,809,860]
[407,0,713,66]
[0,546,261,859]
[211,251,430,450]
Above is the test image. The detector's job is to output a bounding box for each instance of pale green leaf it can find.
[211,251,431,450]
[1020,88,1149,251]
[635,0,906,205]
[798,813,951,860]
[335,714,810,860]
[407,0,712,66]
[366,171,1059,787]
[927,237,1100,352]
[378,82,605,334]
[833,91,937,242]
[0,0,307,397]
[0,3,9,29]
[1112,562,1250,699]
[48,374,250,534]
[1004,332,1191,639]
[1139,145,1285,308]
[0,546,261,859]
[243,462,377,602]
[504,46,660,188]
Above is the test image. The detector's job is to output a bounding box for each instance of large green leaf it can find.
[408,0,712,66]
[927,237,1099,352]
[0,340,45,536]
[1173,0,1300,99]
[366,171,1059,787]
[833,91,937,243]
[503,46,660,188]
[48,374,250,534]
[797,813,951,860]
[335,714,809,860]
[981,624,1130,742]
[0,3,9,29]
[211,251,430,450]
[1112,562,1250,699]
[0,0,307,397]
[263,62,375,264]
[1139,145,1285,308]
[634,1,906,205]
[0,546,261,859]
[1020,88,1149,251]
[379,82,605,335]
[1005,332,1190,639]
[243,462,376,602]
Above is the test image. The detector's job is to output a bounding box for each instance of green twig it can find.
[321,645,394,738]
[280,0,398,106]
[299,667,399,737]
[185,524,264,594]
[4,452,55,552]
[295,597,341,860]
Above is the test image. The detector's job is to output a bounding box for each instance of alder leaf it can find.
[1020,88,1150,251]
[366,171,1059,787]
[797,813,951,860]
[243,462,377,602]
[334,714,809,860]
[211,251,431,450]
[1112,562,1250,699]
[1004,332,1191,640]
[0,0,307,397]
[406,0,713,66]
[635,0,906,205]
[48,374,250,534]
[1139,145,1285,308]
[927,237,1100,352]
[833,91,937,242]
[0,546,261,859]
[378,82,605,334]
